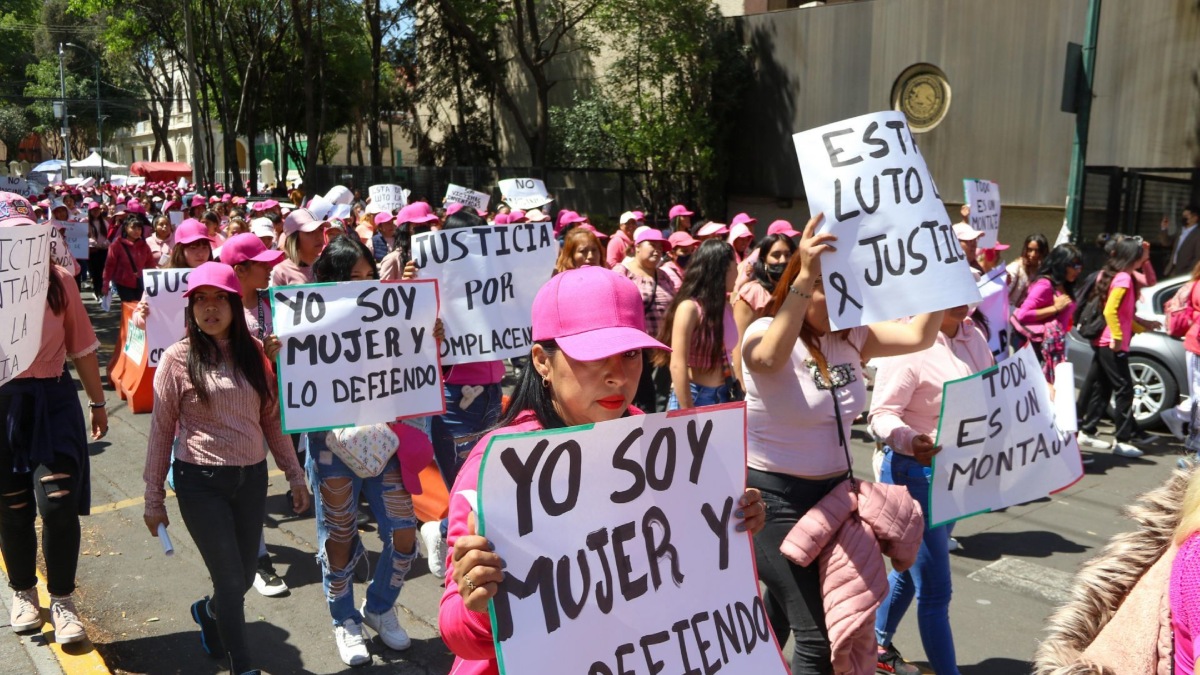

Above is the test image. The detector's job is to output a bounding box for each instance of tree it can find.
[0,105,32,161]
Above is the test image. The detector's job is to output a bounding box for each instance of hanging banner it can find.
[412,222,558,365]
[271,279,445,433]
[477,404,787,675]
[964,179,1002,248]
[929,346,1083,527]
[369,184,408,213]
[977,267,1010,361]
[142,268,192,368]
[498,178,552,210]
[444,183,491,212]
[792,111,980,330]
[0,224,52,384]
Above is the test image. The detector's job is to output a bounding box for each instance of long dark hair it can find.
[1091,237,1143,302]
[653,239,735,367]
[1035,244,1082,295]
[314,234,377,282]
[1022,233,1049,266]
[184,291,272,404]
[47,265,67,315]
[494,341,570,431]
[750,234,797,292]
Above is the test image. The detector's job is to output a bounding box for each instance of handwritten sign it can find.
[964,179,1001,248]
[478,404,786,675]
[977,267,1010,361]
[498,178,552,210]
[0,176,28,195]
[929,346,1083,527]
[271,279,445,433]
[412,222,558,365]
[142,269,191,368]
[47,227,74,268]
[792,111,980,330]
[52,219,88,259]
[368,184,407,213]
[444,183,490,212]
[0,225,52,384]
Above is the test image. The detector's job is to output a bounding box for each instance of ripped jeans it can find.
[308,433,419,626]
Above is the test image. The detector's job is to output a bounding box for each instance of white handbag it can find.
[324,423,399,478]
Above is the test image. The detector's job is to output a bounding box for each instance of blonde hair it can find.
[1175,469,1200,543]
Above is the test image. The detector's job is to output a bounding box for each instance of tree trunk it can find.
[366,0,383,168]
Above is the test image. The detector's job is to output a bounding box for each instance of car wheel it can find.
[1122,356,1179,429]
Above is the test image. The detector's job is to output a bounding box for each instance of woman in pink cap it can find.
[727,218,756,263]
[0,192,107,646]
[131,218,215,330]
[655,239,740,409]
[611,228,678,412]
[669,204,694,233]
[271,208,327,286]
[143,262,309,675]
[438,266,765,675]
[101,213,159,302]
[146,215,174,267]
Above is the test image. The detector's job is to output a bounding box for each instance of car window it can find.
[1153,281,1187,314]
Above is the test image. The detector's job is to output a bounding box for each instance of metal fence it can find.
[1080,166,1198,271]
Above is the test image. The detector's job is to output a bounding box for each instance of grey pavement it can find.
[0,294,1187,674]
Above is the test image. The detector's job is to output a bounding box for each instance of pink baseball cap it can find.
[183,262,241,298]
[221,233,284,267]
[127,198,146,215]
[668,231,698,248]
[208,195,220,204]
[0,192,37,227]
[767,220,800,237]
[578,223,608,239]
[261,199,279,209]
[532,266,669,361]
[397,201,438,225]
[696,222,729,238]
[508,209,528,223]
[284,208,328,235]
[374,211,395,226]
[731,212,757,227]
[190,195,206,208]
[635,229,667,245]
[952,222,984,242]
[557,209,586,227]
[493,213,513,225]
[727,222,754,242]
[232,196,247,205]
[221,194,232,202]
[668,205,694,219]
[990,242,1011,251]
[175,219,217,245]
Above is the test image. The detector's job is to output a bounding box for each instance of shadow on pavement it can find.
[952,530,1089,561]
[960,657,1034,674]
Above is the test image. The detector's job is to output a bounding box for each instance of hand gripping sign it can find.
[477,404,788,675]
[793,111,981,330]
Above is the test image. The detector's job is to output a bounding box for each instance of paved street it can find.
[0,298,1189,674]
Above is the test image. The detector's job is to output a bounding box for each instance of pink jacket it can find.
[780,480,925,675]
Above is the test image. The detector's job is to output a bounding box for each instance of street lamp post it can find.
[57,42,70,180]
[65,43,106,180]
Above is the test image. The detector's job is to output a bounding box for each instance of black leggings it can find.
[0,396,83,596]
[88,249,107,296]
[750,468,846,675]
[1081,347,1138,441]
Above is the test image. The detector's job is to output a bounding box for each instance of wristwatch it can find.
[88,401,106,409]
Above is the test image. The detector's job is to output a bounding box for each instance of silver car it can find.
[1067,274,1190,428]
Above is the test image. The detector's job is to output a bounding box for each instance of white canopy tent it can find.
[70,152,126,170]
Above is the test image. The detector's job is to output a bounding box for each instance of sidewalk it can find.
[0,561,111,674]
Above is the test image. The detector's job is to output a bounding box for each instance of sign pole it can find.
[1063,0,1102,242]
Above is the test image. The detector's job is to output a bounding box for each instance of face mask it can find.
[766,263,787,278]
[675,254,691,268]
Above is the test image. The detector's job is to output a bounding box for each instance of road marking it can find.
[89,469,287,514]
[967,556,1075,606]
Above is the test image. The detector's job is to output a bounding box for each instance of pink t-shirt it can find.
[1171,531,1200,675]
[19,265,101,379]
[742,319,869,477]
[1097,271,1135,351]
[605,230,633,268]
[269,258,314,287]
[736,279,773,312]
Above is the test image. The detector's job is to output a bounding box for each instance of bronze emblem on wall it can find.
[892,64,951,133]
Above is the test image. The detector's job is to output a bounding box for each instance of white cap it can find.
[620,211,638,225]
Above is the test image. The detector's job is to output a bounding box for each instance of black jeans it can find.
[1081,347,1138,441]
[0,445,81,597]
[174,460,267,673]
[115,282,143,303]
[87,249,107,296]
[749,468,847,675]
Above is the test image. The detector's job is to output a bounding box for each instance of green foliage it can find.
[548,93,619,167]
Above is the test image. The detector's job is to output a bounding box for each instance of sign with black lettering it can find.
[142,269,192,368]
[0,176,28,195]
[498,178,552,210]
[929,346,1082,527]
[271,279,445,433]
[369,184,407,213]
[412,222,558,365]
[444,183,490,212]
[52,219,87,259]
[792,111,981,330]
[964,179,1001,248]
[477,404,787,675]
[0,224,52,385]
[47,227,73,269]
[977,267,1010,361]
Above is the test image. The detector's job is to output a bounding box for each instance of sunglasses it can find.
[1070,262,1083,270]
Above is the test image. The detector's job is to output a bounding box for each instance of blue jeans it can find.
[307,434,419,626]
[874,449,959,674]
[430,383,502,536]
[666,381,733,410]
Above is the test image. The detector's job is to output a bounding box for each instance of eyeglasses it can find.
[1070,262,1083,270]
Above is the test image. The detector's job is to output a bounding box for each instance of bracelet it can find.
[788,285,812,299]
[88,401,106,409]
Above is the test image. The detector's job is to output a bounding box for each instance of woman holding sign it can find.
[131,219,215,330]
[740,214,942,675]
[143,262,310,675]
[1013,244,1082,379]
[270,208,327,286]
[438,266,765,675]
[868,304,993,675]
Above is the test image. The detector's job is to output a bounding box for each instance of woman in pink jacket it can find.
[739,214,941,674]
[437,266,765,675]
[868,305,994,675]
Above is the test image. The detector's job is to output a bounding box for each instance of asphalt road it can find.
[54,298,1188,675]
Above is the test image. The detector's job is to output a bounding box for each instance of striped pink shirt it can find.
[143,338,305,518]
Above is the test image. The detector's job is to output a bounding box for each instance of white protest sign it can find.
[498,178,552,210]
[142,268,192,368]
[271,279,445,432]
[793,111,981,330]
[123,317,146,365]
[47,227,74,268]
[127,176,145,186]
[52,220,88,259]
[412,222,558,365]
[478,404,787,675]
[929,346,1083,527]
[177,177,188,190]
[0,176,28,195]
[168,211,183,227]
[368,184,407,213]
[977,267,1010,361]
[0,224,52,384]
[444,183,490,212]
[110,175,127,187]
[964,179,1001,248]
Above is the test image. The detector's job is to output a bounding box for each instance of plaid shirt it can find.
[612,263,677,340]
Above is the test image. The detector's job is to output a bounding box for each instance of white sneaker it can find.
[1113,442,1145,458]
[1163,408,1189,441]
[361,600,411,651]
[334,620,371,666]
[10,588,41,633]
[947,538,961,552]
[253,558,288,597]
[1078,431,1113,449]
[421,521,447,579]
